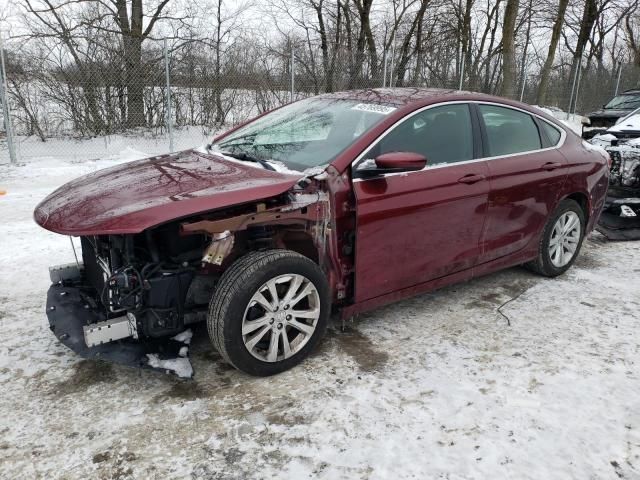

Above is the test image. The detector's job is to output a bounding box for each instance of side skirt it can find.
[340,248,536,320]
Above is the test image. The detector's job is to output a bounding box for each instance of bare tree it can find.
[4,0,640,145]
[537,0,569,105]
[500,0,520,98]
[624,0,640,68]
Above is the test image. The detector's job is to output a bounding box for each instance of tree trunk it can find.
[536,0,569,105]
[124,36,145,128]
[566,0,598,111]
[395,0,429,87]
[500,0,520,98]
[125,0,145,128]
[214,0,224,123]
[350,0,375,88]
[459,0,474,88]
[313,1,334,93]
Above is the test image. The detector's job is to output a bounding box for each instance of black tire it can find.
[207,249,330,376]
[526,199,586,277]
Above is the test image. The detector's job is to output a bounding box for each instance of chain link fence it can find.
[0,34,638,165]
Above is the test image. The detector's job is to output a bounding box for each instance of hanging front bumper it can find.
[46,281,194,378]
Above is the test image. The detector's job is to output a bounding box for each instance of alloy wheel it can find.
[549,211,581,268]
[242,274,321,362]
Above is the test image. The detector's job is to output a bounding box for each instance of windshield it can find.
[213,97,396,171]
[604,94,640,110]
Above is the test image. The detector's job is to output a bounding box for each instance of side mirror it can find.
[357,151,427,177]
[375,152,427,170]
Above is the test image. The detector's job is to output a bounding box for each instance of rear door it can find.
[352,103,490,303]
[475,103,568,263]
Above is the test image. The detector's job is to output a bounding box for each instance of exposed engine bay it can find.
[593,137,640,240]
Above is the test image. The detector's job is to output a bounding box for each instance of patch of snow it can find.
[146,354,193,378]
[302,165,328,178]
[593,133,617,143]
[171,329,193,345]
[267,160,303,175]
[609,107,640,131]
[1,125,218,165]
[531,105,585,135]
[589,134,616,149]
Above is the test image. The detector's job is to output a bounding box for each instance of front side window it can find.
[214,98,394,171]
[367,104,474,166]
[479,105,541,157]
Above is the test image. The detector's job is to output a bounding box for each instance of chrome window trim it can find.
[351,100,567,182]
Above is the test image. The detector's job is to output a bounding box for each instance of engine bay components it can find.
[202,231,234,265]
[594,142,640,240]
[83,314,138,347]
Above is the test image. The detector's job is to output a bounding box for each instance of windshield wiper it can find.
[216,149,276,171]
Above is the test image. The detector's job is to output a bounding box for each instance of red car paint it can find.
[34,88,609,319]
[374,152,427,170]
[34,150,300,235]
[353,160,491,301]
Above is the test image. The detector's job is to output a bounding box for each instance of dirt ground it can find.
[1,159,639,479]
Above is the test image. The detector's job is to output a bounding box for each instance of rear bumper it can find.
[46,282,193,377]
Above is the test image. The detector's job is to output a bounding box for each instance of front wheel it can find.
[526,199,586,277]
[208,250,330,376]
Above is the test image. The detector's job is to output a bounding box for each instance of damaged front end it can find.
[596,141,640,240]
[47,231,203,377]
[44,173,345,377]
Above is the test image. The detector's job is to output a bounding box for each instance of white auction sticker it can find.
[351,103,397,115]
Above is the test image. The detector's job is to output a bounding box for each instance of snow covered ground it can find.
[0,126,216,165]
[0,152,639,480]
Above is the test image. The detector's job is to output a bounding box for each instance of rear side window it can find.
[539,120,562,147]
[479,105,542,156]
[372,103,474,165]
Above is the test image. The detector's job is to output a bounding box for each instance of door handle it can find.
[542,162,562,171]
[458,174,486,184]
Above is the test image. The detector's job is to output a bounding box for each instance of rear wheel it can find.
[526,199,585,277]
[208,250,330,376]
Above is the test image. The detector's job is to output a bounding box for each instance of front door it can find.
[352,103,489,303]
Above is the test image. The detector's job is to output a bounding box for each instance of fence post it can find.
[573,64,583,116]
[0,35,18,164]
[458,53,465,90]
[519,52,527,102]
[566,56,581,120]
[290,45,295,102]
[519,76,526,103]
[164,39,174,153]
[614,61,622,96]
[389,42,396,88]
[382,49,387,88]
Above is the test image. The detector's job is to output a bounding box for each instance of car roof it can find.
[325,88,571,173]
[316,88,500,107]
[622,89,640,95]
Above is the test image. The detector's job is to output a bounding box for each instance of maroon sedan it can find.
[35,88,609,376]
